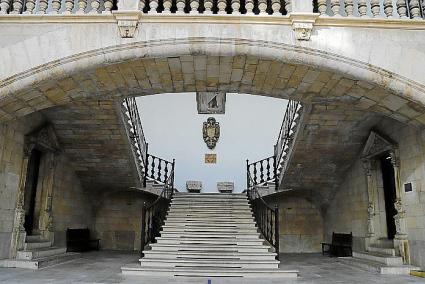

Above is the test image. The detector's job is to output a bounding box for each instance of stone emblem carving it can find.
[186,181,202,193]
[217,182,234,193]
[292,22,313,41]
[203,117,220,149]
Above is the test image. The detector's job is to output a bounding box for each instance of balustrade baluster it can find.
[76,0,87,14]
[176,0,185,13]
[271,0,280,15]
[140,0,146,11]
[164,161,169,183]
[330,0,340,16]
[24,0,36,13]
[51,0,62,13]
[38,0,49,14]
[260,161,264,184]
[190,0,199,13]
[157,160,162,182]
[0,0,11,14]
[204,0,213,13]
[258,0,267,14]
[370,0,381,17]
[103,0,113,13]
[345,0,354,16]
[62,0,74,14]
[358,0,368,17]
[245,0,254,14]
[253,164,258,184]
[409,0,421,18]
[11,0,23,14]
[150,157,155,179]
[396,0,408,17]
[217,0,226,13]
[317,0,327,15]
[266,158,271,181]
[149,0,159,13]
[284,0,291,13]
[231,0,240,14]
[383,0,394,17]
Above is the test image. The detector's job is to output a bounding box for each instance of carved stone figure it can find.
[203,117,220,150]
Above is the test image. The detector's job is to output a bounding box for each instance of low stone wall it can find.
[274,196,324,253]
[94,191,154,251]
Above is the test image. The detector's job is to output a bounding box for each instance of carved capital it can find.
[113,11,142,38]
[289,13,319,41]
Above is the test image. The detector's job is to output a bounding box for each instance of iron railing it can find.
[246,170,279,259]
[274,100,302,175]
[140,165,175,257]
[123,97,149,184]
[246,156,277,190]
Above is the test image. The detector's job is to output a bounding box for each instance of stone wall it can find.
[52,155,94,247]
[0,114,45,259]
[94,191,154,251]
[324,117,425,268]
[274,195,324,253]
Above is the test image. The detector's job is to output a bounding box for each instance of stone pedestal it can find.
[186,181,202,193]
[217,182,234,193]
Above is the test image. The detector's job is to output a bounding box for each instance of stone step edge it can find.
[338,257,420,275]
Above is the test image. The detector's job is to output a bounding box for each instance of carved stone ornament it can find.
[118,20,138,38]
[203,117,220,150]
[292,21,313,41]
[25,124,60,155]
[361,130,397,160]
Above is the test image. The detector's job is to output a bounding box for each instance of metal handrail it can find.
[246,170,279,259]
[140,164,175,257]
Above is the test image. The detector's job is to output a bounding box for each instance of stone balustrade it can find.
[0,0,113,14]
[314,0,424,19]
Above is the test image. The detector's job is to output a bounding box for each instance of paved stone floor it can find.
[0,251,424,283]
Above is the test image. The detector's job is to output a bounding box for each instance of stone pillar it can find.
[39,153,57,243]
[390,150,410,264]
[113,0,142,38]
[362,159,376,249]
[290,0,313,12]
[9,145,34,258]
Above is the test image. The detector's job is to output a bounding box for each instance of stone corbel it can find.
[289,13,319,41]
[113,11,142,38]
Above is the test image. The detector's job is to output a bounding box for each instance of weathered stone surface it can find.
[186,181,202,193]
[217,182,234,193]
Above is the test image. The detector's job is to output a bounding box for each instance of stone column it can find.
[290,0,313,12]
[39,153,58,243]
[362,159,376,249]
[390,150,410,264]
[9,145,34,258]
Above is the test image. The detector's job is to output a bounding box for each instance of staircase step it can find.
[368,246,396,256]
[339,257,420,275]
[24,241,52,250]
[25,235,45,243]
[143,251,277,260]
[156,238,264,245]
[149,243,271,253]
[0,252,80,269]
[161,227,258,233]
[160,233,260,238]
[139,259,279,269]
[16,247,66,260]
[353,251,403,266]
[122,264,298,278]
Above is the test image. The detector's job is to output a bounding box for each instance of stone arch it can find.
[1,39,424,126]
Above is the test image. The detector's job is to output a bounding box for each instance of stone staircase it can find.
[339,239,419,275]
[0,235,80,269]
[122,193,298,278]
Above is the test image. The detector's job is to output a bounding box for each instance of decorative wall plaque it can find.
[203,117,220,149]
[205,154,217,164]
[196,92,226,114]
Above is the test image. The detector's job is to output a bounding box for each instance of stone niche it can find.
[186,181,202,193]
[217,182,234,193]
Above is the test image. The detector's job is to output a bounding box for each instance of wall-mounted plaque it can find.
[205,154,217,164]
[196,92,226,114]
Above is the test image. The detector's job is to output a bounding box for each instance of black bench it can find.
[321,232,352,257]
[66,228,100,252]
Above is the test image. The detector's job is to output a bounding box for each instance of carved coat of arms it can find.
[203,117,220,150]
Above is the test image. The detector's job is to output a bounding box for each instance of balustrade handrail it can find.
[140,166,175,257]
[274,100,301,176]
[246,170,279,259]
[247,156,277,190]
